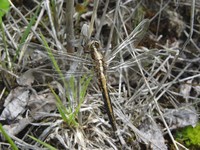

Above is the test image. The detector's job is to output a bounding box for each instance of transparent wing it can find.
[20,42,93,84]
[18,19,170,89]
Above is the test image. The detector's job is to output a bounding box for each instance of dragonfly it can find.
[86,40,117,130]
[19,19,153,131]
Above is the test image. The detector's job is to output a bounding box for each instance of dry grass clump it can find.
[0,0,199,149]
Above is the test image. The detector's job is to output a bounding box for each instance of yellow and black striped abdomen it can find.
[89,40,117,131]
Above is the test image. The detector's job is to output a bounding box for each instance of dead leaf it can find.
[17,70,34,86]
[164,105,198,128]
[139,118,167,150]
[0,87,30,120]
[180,80,192,100]
[28,90,57,120]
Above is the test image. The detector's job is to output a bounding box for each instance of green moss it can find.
[175,122,200,149]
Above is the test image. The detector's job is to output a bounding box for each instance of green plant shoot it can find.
[0,0,10,24]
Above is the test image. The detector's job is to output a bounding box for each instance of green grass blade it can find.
[74,74,92,115]
[69,76,76,101]
[16,4,41,59]
[40,33,68,89]
[56,102,69,123]
[0,22,12,69]
[80,74,92,100]
[28,135,57,150]
[49,85,68,114]
[0,124,19,150]
[49,84,78,127]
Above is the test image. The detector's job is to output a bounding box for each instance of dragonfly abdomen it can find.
[88,40,117,131]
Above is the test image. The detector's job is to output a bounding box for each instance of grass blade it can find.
[0,124,19,150]
[17,4,41,61]
[28,135,57,150]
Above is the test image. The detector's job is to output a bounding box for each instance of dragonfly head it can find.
[84,39,101,53]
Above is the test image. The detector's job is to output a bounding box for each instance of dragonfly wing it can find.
[107,19,150,63]
[20,42,93,84]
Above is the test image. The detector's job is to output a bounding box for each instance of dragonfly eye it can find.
[93,41,100,48]
[89,40,101,50]
[86,40,101,52]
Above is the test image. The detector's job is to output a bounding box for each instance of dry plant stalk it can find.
[65,0,75,53]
